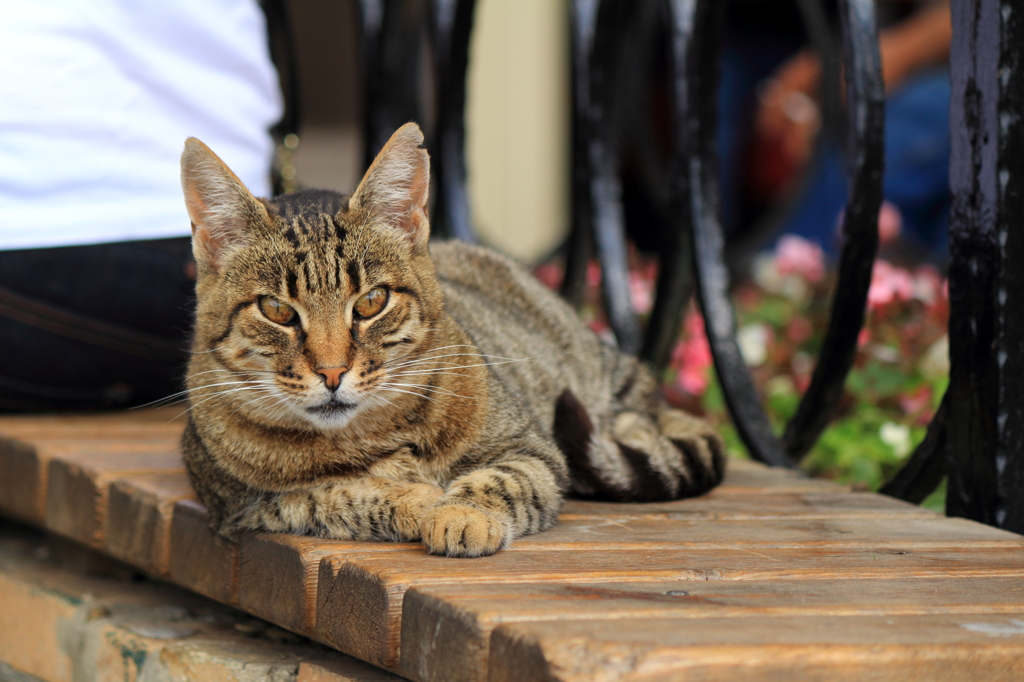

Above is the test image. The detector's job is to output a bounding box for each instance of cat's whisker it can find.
[131,392,194,410]
[375,385,439,403]
[133,378,275,411]
[231,391,289,419]
[380,344,480,364]
[382,352,526,371]
[253,395,294,424]
[386,364,476,375]
[189,345,232,355]
[388,358,534,376]
[187,368,275,379]
[185,385,277,408]
[386,374,485,385]
[189,383,271,394]
[171,387,275,421]
[366,392,399,411]
[379,382,477,400]
[378,380,479,400]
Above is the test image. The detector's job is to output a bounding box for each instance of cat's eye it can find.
[259,297,298,326]
[353,287,389,319]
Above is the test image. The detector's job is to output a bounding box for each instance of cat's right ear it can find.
[350,123,430,252]
[180,138,266,273]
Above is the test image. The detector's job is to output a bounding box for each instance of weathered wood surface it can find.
[1,409,1024,681]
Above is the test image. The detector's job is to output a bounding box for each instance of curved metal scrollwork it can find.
[356,0,427,170]
[655,0,883,468]
[661,0,790,468]
[559,0,885,469]
[780,0,885,462]
[355,0,477,242]
[429,0,477,243]
[563,0,645,355]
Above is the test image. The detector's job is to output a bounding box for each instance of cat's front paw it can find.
[421,504,509,557]
[393,482,446,539]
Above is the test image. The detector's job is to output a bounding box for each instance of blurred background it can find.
[287,0,569,263]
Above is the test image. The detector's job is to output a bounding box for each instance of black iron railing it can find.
[272,0,1023,534]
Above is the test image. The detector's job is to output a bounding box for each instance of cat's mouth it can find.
[306,399,356,419]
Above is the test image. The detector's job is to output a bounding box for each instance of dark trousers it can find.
[0,238,196,411]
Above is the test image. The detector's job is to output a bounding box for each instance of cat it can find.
[179,122,725,557]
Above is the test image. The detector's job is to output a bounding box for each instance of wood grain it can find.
[317,544,1024,670]
[508,515,1022,551]
[168,499,238,605]
[560,490,932,520]
[0,405,182,525]
[0,436,48,523]
[489,614,1024,682]
[44,445,183,548]
[3,409,1024,681]
[712,458,847,494]
[401,578,1024,682]
[238,533,417,636]
[105,472,196,576]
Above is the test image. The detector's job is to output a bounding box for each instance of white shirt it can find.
[0,0,282,250]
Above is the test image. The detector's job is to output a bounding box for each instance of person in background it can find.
[0,0,282,410]
[721,0,952,262]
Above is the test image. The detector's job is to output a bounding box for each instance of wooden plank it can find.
[237,533,418,637]
[0,436,48,523]
[0,433,181,524]
[508,515,1021,551]
[0,406,184,431]
[712,458,847,494]
[488,614,1024,682]
[400,577,1024,682]
[168,499,238,605]
[0,421,184,441]
[560,491,933,520]
[44,446,184,548]
[316,544,1024,670]
[105,472,196,576]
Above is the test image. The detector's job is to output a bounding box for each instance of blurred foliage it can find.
[538,235,951,513]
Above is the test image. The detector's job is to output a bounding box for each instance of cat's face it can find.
[182,124,441,430]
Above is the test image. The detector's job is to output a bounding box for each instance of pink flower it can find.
[586,261,602,288]
[677,363,710,396]
[629,271,654,315]
[775,235,826,283]
[786,316,814,344]
[912,265,942,304]
[671,312,713,396]
[899,385,933,421]
[868,260,914,310]
[534,263,562,290]
[878,201,903,244]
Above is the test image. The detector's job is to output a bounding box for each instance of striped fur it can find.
[180,123,724,557]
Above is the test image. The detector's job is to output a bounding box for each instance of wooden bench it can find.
[2,407,1024,681]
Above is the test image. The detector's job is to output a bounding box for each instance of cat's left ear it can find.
[181,138,268,273]
[350,122,430,251]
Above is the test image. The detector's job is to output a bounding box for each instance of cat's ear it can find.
[350,123,430,250]
[180,138,266,272]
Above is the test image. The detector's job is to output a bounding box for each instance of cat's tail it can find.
[554,389,726,502]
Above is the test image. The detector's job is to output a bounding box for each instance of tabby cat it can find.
[180,123,724,557]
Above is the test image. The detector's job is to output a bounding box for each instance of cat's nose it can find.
[315,366,348,391]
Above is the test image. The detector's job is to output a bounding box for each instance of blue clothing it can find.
[716,23,952,260]
[782,70,951,257]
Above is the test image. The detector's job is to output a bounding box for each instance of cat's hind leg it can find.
[559,357,726,501]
